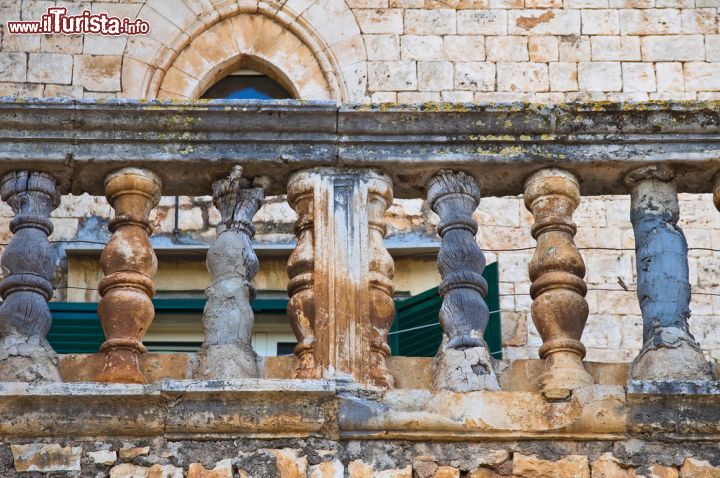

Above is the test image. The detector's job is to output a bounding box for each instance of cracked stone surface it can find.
[0,334,61,382]
[432,345,500,392]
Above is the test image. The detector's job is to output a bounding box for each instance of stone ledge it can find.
[2,98,720,197]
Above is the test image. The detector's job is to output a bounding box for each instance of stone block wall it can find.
[2,438,720,477]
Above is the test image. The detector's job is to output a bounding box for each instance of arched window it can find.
[201,70,293,100]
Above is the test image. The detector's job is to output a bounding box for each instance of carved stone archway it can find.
[120,0,366,102]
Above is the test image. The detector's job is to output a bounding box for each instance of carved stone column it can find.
[426,170,499,392]
[0,171,61,382]
[96,167,161,384]
[287,168,396,388]
[524,168,593,399]
[626,165,711,380]
[195,166,264,379]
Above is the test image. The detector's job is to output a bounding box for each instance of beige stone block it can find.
[390,0,425,7]
[468,469,504,478]
[528,36,559,61]
[41,34,83,54]
[405,9,456,34]
[425,0,490,8]
[487,36,529,61]
[365,35,400,60]
[513,454,590,478]
[559,35,591,60]
[369,60,417,90]
[696,0,720,6]
[119,446,150,459]
[619,9,682,34]
[534,91,568,102]
[418,61,454,90]
[371,91,397,102]
[271,449,308,478]
[578,61,621,91]
[44,84,84,97]
[655,62,685,91]
[348,0,389,6]
[585,252,633,284]
[88,449,118,466]
[0,52,26,82]
[591,454,637,478]
[12,444,82,472]
[490,0,524,7]
[376,466,412,478]
[478,196,522,227]
[641,35,705,61]
[684,62,720,91]
[397,91,441,102]
[457,10,508,35]
[355,9,404,34]
[707,35,720,62]
[591,36,640,61]
[27,52,72,84]
[498,253,533,282]
[348,460,374,478]
[550,61,578,91]
[0,82,43,97]
[680,457,720,477]
[497,61,549,91]
[525,0,562,8]
[508,9,581,35]
[501,311,528,346]
[137,5,185,47]
[566,0,608,7]
[433,466,460,478]
[648,465,679,478]
[308,461,344,478]
[83,35,129,56]
[48,218,79,241]
[582,9,620,34]
[454,62,496,90]
[444,35,486,61]
[623,62,656,92]
[73,54,122,92]
[656,0,692,5]
[401,35,443,60]
[681,8,718,33]
[441,90,473,101]
[698,92,720,99]
[1,31,41,54]
[188,459,233,477]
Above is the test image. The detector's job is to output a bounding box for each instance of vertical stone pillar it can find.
[0,171,61,382]
[287,168,396,388]
[426,170,499,392]
[626,165,711,380]
[524,168,593,399]
[195,166,264,379]
[97,167,161,384]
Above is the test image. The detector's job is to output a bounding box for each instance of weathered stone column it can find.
[287,168,396,388]
[426,170,500,392]
[97,167,161,384]
[524,168,593,399]
[0,171,61,382]
[626,165,711,380]
[195,166,264,379]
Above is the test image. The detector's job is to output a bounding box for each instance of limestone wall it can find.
[2,438,720,477]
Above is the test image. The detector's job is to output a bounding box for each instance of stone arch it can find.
[120,0,367,102]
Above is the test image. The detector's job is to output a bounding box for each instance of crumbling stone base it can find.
[0,335,60,382]
[194,343,259,380]
[630,327,713,381]
[432,343,500,392]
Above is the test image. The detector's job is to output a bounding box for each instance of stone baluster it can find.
[96,167,162,384]
[426,170,499,392]
[0,171,61,382]
[287,168,396,387]
[626,165,711,380]
[195,166,264,379]
[287,173,320,380]
[524,168,593,399]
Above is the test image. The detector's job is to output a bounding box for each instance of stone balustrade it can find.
[0,99,718,445]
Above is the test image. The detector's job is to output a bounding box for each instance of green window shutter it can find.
[390,262,502,359]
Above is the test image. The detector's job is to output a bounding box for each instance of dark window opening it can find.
[276,342,297,356]
[202,71,292,100]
